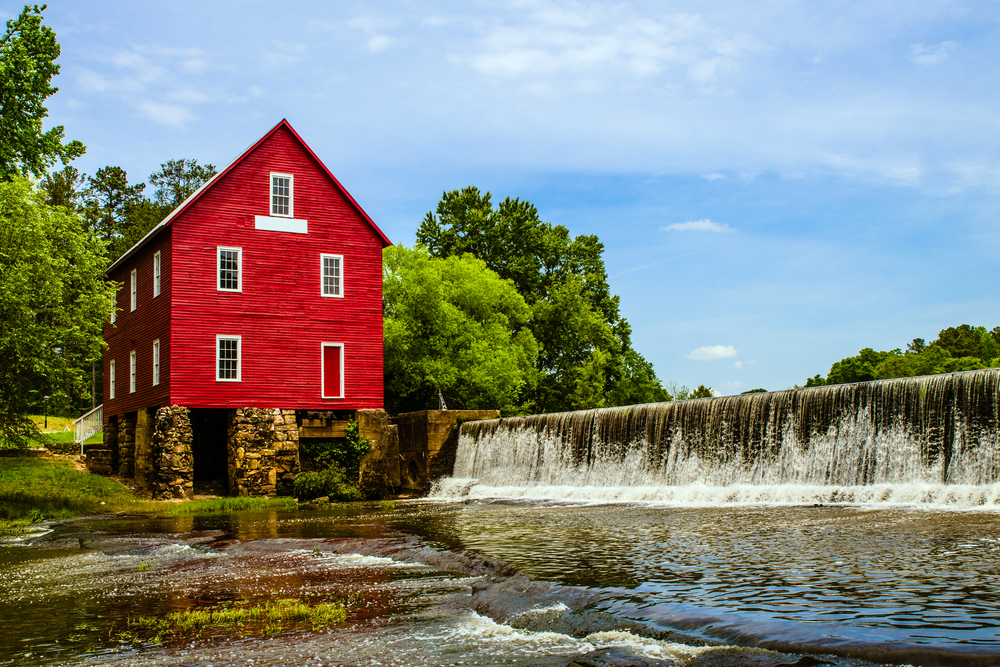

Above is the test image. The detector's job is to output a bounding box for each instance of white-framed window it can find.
[153,251,161,297]
[270,173,293,217]
[321,254,343,297]
[109,359,116,399]
[130,269,137,311]
[321,342,344,399]
[217,247,242,292]
[152,339,160,386]
[129,350,136,393]
[111,292,117,324]
[217,335,241,382]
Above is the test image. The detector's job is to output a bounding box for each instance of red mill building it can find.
[95,119,497,499]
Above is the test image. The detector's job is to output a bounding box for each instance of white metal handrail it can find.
[74,404,103,450]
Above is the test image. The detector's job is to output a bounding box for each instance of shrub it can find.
[301,420,369,480]
[293,468,362,502]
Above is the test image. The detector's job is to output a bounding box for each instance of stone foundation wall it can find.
[357,409,400,499]
[149,405,194,500]
[103,417,119,472]
[118,413,136,477]
[133,409,153,493]
[394,410,500,493]
[273,409,300,496]
[228,408,300,497]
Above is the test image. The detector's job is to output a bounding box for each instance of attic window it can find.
[271,173,292,217]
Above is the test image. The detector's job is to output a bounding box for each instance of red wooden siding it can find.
[167,124,385,409]
[103,228,172,417]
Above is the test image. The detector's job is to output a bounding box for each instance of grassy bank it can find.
[161,497,297,515]
[0,457,153,527]
[0,456,301,533]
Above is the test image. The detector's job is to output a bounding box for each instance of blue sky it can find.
[10,0,1000,394]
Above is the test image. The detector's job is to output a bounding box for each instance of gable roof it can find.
[107,119,391,273]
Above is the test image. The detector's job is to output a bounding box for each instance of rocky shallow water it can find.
[1,499,996,666]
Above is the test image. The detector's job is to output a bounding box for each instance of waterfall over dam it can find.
[438,369,1000,506]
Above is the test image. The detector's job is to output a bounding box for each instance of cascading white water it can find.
[435,369,1000,506]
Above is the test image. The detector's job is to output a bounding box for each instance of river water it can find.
[2,497,999,667]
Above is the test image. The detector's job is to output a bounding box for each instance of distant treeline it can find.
[802,325,1000,387]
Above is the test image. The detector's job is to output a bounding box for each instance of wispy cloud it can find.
[662,219,734,233]
[610,249,708,278]
[72,45,229,128]
[909,41,959,66]
[136,101,197,127]
[687,345,737,361]
[734,360,757,369]
[461,3,763,89]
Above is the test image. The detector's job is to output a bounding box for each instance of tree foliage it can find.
[149,158,216,207]
[803,324,1000,387]
[0,176,115,444]
[416,186,667,412]
[382,245,539,415]
[39,159,216,265]
[0,5,84,180]
[689,384,714,399]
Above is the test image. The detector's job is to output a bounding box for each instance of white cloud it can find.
[819,153,922,185]
[71,45,231,130]
[909,41,959,66]
[686,345,737,361]
[703,173,726,181]
[137,101,197,127]
[662,219,734,232]
[461,4,763,88]
[368,35,393,52]
[734,360,757,369]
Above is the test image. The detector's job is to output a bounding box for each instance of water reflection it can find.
[2,502,1000,665]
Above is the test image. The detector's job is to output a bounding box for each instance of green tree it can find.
[149,158,216,208]
[80,166,147,258]
[39,164,85,210]
[876,345,985,379]
[932,324,998,364]
[689,385,714,398]
[907,338,927,355]
[0,176,115,445]
[0,5,84,180]
[741,388,767,394]
[826,348,898,385]
[382,245,539,415]
[417,186,666,411]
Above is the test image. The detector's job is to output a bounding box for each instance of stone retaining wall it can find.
[228,408,300,497]
[118,413,136,477]
[357,409,399,499]
[394,410,500,493]
[85,447,114,475]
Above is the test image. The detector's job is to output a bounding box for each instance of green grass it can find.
[160,497,297,515]
[0,456,153,527]
[121,598,347,643]
[28,415,76,432]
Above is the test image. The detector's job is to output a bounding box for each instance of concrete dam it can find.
[437,368,1000,506]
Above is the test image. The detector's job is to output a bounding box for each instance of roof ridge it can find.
[106,119,390,273]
